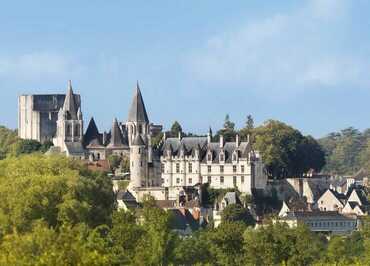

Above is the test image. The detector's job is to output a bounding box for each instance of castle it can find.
[18,81,268,201]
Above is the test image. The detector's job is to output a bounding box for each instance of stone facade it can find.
[18,93,80,143]
[19,80,268,201]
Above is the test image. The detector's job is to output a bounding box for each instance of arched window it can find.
[207,152,212,161]
[219,153,224,162]
[74,125,80,136]
[66,124,72,136]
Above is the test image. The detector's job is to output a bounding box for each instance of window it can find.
[207,165,212,173]
[138,124,143,134]
[66,124,71,136]
[207,153,212,161]
[233,165,237,173]
[241,176,244,183]
[176,178,180,184]
[208,176,211,184]
[188,163,192,173]
[189,178,192,184]
[233,176,237,186]
[140,161,143,167]
[161,163,165,173]
[74,125,80,136]
[176,163,180,173]
[219,154,224,162]
[233,154,237,161]
[138,148,141,154]
[241,165,245,173]
[220,176,224,184]
[220,165,224,173]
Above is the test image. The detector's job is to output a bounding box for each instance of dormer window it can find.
[232,151,238,162]
[207,151,212,162]
[219,152,225,162]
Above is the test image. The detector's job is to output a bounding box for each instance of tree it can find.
[216,114,237,142]
[0,154,115,234]
[253,120,325,179]
[221,204,255,226]
[170,121,182,137]
[107,154,121,170]
[239,114,254,141]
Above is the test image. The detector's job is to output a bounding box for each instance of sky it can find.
[1,0,370,138]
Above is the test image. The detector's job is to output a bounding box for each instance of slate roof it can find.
[84,117,104,148]
[352,168,369,180]
[127,83,149,123]
[282,211,356,221]
[132,134,146,146]
[168,208,200,232]
[65,142,85,156]
[117,190,139,210]
[107,119,128,148]
[161,136,251,162]
[63,81,79,120]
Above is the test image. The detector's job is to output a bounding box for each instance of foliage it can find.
[239,114,254,141]
[120,156,130,172]
[170,121,183,137]
[215,114,237,142]
[221,204,255,226]
[319,127,370,174]
[0,126,19,159]
[201,183,236,207]
[253,120,325,178]
[107,154,122,170]
[0,154,115,234]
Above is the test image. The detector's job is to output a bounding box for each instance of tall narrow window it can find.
[233,176,237,186]
[220,165,224,173]
[241,176,244,183]
[176,163,180,173]
[188,163,192,173]
[241,165,245,173]
[219,154,224,162]
[233,165,237,173]
[161,163,165,173]
[207,176,212,184]
[189,178,192,184]
[207,165,212,173]
[220,176,224,184]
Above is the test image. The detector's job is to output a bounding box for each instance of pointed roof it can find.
[63,80,78,119]
[83,117,103,147]
[107,119,126,148]
[132,134,145,146]
[127,82,149,123]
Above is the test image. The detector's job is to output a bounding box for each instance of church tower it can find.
[130,134,148,188]
[54,80,84,155]
[126,82,150,146]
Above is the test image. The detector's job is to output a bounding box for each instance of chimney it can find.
[178,131,182,140]
[247,134,250,143]
[219,135,224,148]
[236,134,240,147]
[102,131,108,145]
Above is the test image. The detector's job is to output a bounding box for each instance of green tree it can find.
[170,121,182,137]
[239,114,254,141]
[107,154,121,170]
[216,114,237,142]
[221,204,255,226]
[253,120,325,179]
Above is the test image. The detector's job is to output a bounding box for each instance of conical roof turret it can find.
[127,82,149,123]
[108,118,126,148]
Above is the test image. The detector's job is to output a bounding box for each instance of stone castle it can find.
[18,81,267,201]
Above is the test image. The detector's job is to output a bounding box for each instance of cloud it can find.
[187,0,370,93]
[0,52,82,81]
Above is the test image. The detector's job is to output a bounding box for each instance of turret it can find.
[127,82,149,145]
[130,134,148,188]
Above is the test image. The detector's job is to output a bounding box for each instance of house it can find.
[280,211,358,234]
[317,189,346,212]
[117,190,139,211]
[278,197,309,217]
[342,202,367,216]
[213,192,241,227]
[168,208,201,236]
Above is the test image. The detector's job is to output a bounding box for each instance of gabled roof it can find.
[352,168,369,180]
[127,83,149,123]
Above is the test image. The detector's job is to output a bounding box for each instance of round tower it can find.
[130,134,148,188]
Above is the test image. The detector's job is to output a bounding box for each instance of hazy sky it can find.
[1,0,370,137]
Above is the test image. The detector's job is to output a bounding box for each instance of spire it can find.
[63,80,78,119]
[127,82,149,123]
[83,117,102,147]
[108,118,125,148]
